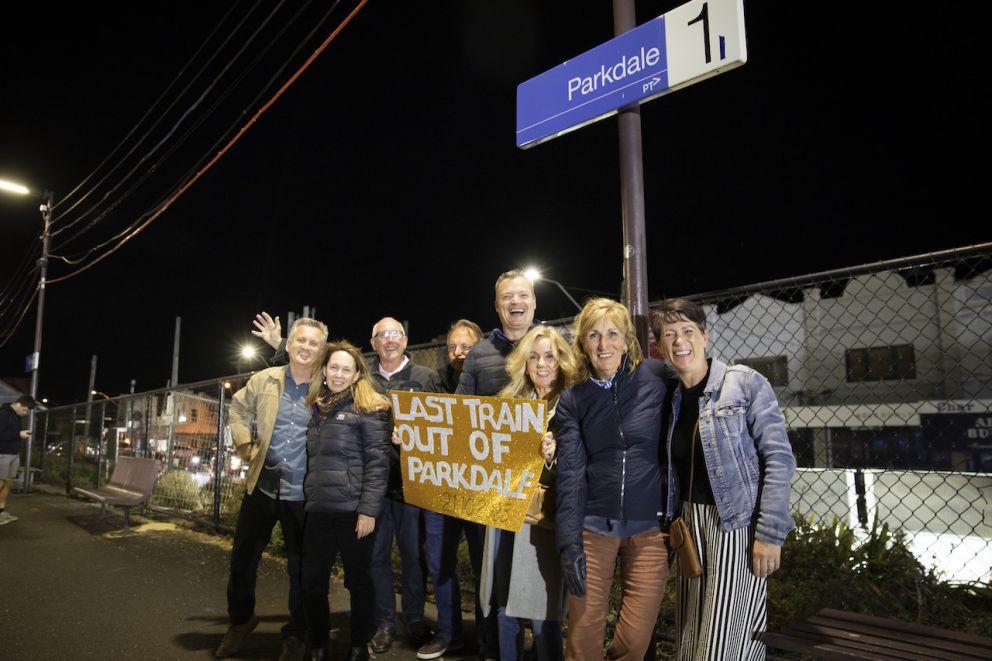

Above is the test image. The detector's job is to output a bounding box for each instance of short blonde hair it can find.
[571,298,642,382]
[288,317,328,343]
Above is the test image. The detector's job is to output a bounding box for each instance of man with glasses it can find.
[367,317,441,653]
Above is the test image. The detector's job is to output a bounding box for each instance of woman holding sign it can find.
[301,341,391,661]
[654,298,795,660]
[555,298,670,661]
[480,325,577,661]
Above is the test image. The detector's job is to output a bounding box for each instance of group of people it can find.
[215,268,796,661]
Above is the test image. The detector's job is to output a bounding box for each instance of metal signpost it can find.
[517,0,747,347]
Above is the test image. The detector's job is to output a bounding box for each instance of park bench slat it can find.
[764,608,992,660]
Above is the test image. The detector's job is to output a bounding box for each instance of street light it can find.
[237,343,258,374]
[91,390,112,400]
[0,178,54,493]
[523,268,583,313]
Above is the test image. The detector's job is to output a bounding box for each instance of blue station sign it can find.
[516,0,747,148]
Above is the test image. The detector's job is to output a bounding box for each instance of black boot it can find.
[348,645,369,661]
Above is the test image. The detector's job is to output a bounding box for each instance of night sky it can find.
[1,1,988,403]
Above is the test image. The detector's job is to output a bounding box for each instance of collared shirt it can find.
[378,355,410,379]
[257,367,309,501]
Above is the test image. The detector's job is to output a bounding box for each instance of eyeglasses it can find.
[375,330,404,339]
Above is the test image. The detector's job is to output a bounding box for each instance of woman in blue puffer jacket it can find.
[655,298,796,661]
[301,340,390,661]
[554,298,670,661]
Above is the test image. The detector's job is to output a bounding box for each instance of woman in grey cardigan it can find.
[480,325,577,661]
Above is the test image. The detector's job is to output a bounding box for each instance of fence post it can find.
[67,405,77,494]
[95,400,107,488]
[213,380,226,527]
[39,410,50,484]
[143,396,152,458]
[854,468,868,528]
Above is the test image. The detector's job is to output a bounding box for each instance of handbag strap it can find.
[687,419,700,503]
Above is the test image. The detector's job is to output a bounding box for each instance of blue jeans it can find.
[424,511,497,652]
[371,499,426,628]
[497,608,563,661]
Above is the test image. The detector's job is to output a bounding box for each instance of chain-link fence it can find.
[28,243,991,584]
[29,374,252,529]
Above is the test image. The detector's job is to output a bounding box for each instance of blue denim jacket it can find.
[664,359,796,545]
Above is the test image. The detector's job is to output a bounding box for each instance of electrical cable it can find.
[48,0,367,283]
[52,0,273,238]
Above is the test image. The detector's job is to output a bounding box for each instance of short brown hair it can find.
[653,298,707,338]
[494,269,534,300]
[447,319,483,343]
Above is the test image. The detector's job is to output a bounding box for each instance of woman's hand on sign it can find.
[541,431,556,462]
[391,427,402,446]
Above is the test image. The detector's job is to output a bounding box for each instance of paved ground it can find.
[0,486,481,661]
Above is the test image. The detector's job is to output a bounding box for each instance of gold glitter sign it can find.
[389,390,547,532]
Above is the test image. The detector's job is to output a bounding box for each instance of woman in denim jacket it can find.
[655,298,796,660]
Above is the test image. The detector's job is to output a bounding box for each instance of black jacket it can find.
[454,333,516,397]
[554,357,669,551]
[369,354,442,501]
[304,394,390,517]
[437,364,461,395]
[0,404,24,455]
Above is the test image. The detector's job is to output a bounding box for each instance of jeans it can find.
[301,510,377,648]
[370,499,427,628]
[497,607,563,661]
[226,489,306,639]
[424,511,497,652]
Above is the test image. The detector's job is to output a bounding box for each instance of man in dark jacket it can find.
[418,270,537,661]
[0,395,35,525]
[366,317,441,653]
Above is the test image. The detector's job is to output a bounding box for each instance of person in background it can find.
[0,395,35,525]
[301,340,390,661]
[437,319,483,394]
[220,318,327,661]
[654,298,796,660]
[555,298,670,661]
[480,325,576,661]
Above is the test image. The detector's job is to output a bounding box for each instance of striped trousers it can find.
[675,502,767,661]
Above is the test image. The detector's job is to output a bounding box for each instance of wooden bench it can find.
[71,456,161,527]
[762,608,992,659]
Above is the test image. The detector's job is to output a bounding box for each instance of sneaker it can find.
[417,636,463,660]
[406,620,434,648]
[215,614,259,658]
[0,512,17,525]
[279,634,308,661]
[371,625,395,654]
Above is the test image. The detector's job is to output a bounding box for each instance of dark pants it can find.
[302,510,377,648]
[227,489,306,639]
[424,511,497,653]
[371,499,427,628]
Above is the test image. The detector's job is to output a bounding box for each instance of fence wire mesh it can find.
[27,244,991,583]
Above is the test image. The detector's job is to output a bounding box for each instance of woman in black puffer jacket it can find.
[302,340,390,661]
